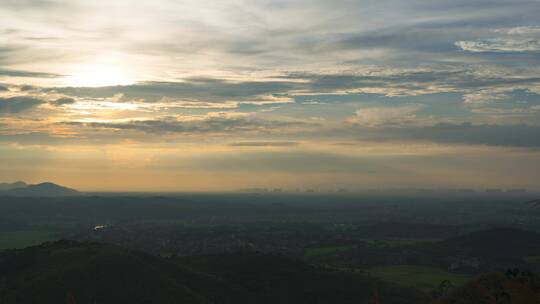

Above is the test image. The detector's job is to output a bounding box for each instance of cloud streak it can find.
[61,115,312,135]
[0,69,61,78]
[456,39,540,53]
[353,123,540,148]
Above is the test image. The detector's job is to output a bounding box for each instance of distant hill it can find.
[0,181,27,191]
[0,241,212,304]
[0,241,428,304]
[0,182,79,197]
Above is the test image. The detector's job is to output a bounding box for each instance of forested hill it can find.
[0,240,427,304]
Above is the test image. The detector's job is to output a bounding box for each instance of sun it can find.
[64,64,134,87]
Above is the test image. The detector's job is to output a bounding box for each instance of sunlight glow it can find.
[63,61,134,87]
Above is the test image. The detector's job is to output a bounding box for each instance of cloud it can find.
[0,69,61,78]
[462,88,540,121]
[463,88,510,104]
[356,123,540,147]
[50,97,75,106]
[0,132,71,145]
[229,141,299,147]
[456,38,540,53]
[48,79,299,104]
[347,105,424,127]
[457,25,540,53]
[62,115,311,135]
[0,96,45,114]
[43,66,540,104]
[285,68,540,97]
[498,26,540,35]
[20,85,37,91]
[0,0,60,10]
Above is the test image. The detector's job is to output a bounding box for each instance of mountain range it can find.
[0,182,79,197]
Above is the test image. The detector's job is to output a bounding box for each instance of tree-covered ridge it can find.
[0,241,427,304]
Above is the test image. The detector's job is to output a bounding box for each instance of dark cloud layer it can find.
[40,68,540,106]
[229,141,299,147]
[63,116,311,135]
[0,69,61,78]
[50,97,75,106]
[358,123,540,148]
[0,96,45,114]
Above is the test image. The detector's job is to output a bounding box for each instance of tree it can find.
[432,280,455,299]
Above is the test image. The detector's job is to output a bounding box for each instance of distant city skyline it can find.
[1,0,539,191]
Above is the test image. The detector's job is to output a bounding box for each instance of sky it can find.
[0,0,539,191]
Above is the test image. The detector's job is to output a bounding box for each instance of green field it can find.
[524,256,540,265]
[368,265,471,292]
[360,237,437,248]
[304,245,353,258]
[0,230,58,249]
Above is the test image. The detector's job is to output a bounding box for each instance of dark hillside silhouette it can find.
[0,241,428,304]
[0,182,79,197]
